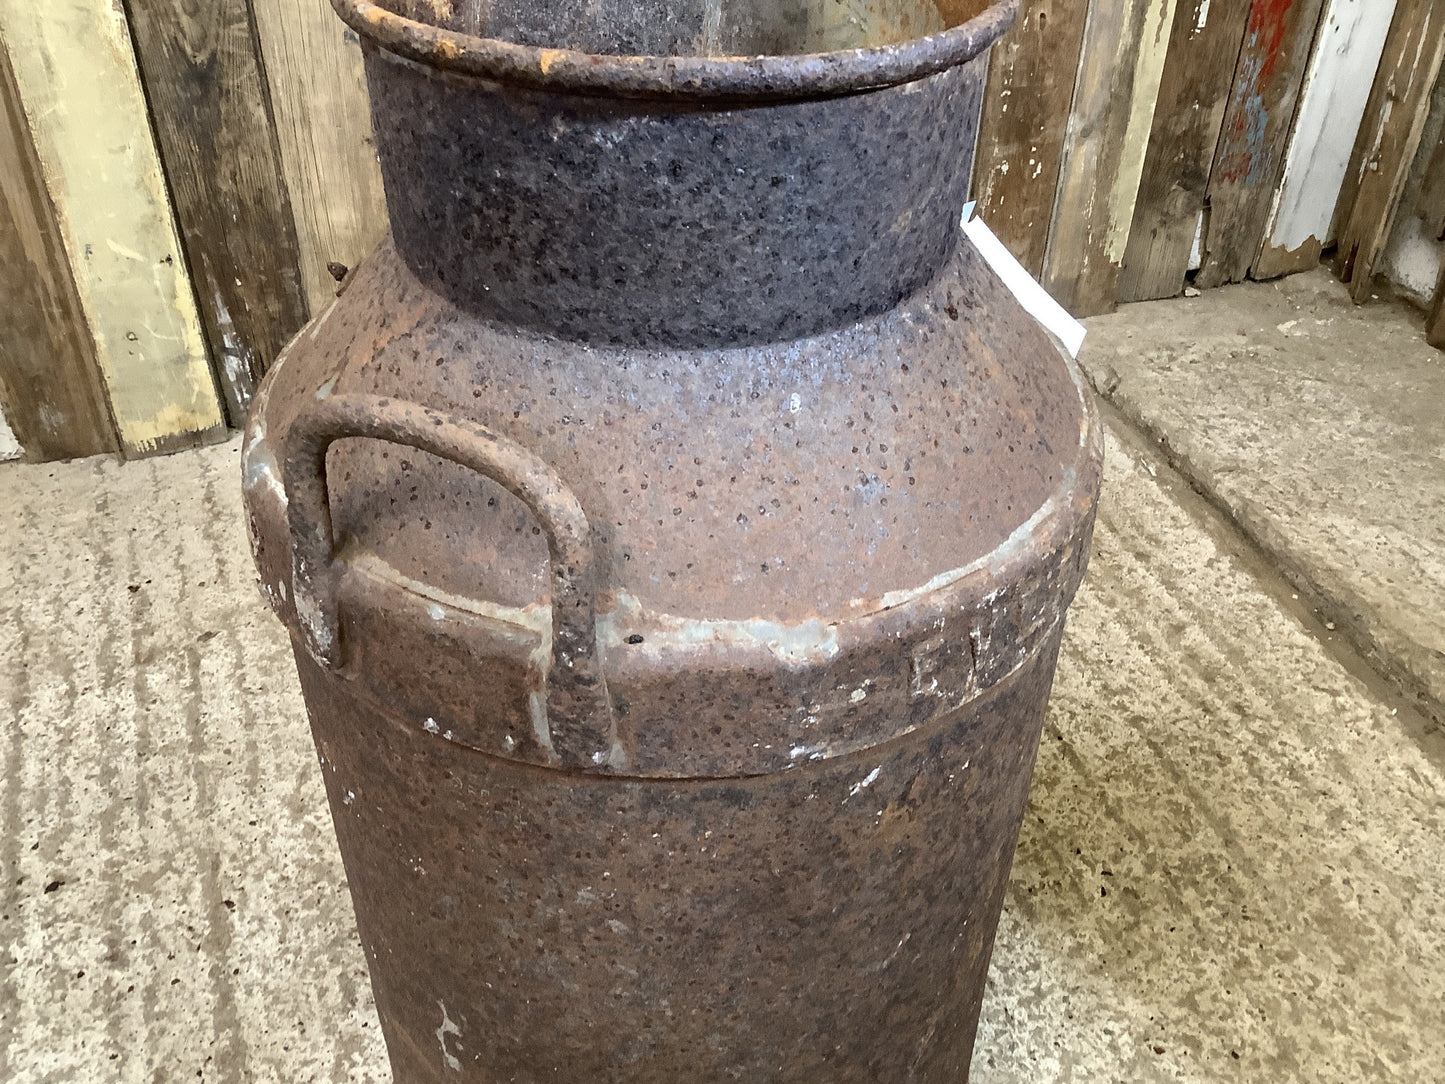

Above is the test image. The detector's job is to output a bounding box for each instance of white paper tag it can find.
[960,208,1087,360]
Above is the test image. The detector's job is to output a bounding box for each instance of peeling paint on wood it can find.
[1107,0,1180,267]
[0,38,118,461]
[1118,0,1253,301]
[1335,0,1445,303]
[1195,0,1329,289]
[0,0,226,457]
[1255,0,1398,279]
[971,0,1090,277]
[1043,0,1174,317]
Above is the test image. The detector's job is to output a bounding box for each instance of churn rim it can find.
[330,0,1018,100]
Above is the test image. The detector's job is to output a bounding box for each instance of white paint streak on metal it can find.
[846,766,883,799]
[346,550,551,644]
[240,345,290,506]
[700,0,722,55]
[435,1002,462,1071]
[597,594,841,667]
[240,439,285,505]
[528,689,556,759]
[293,568,334,661]
[864,345,1095,617]
[308,297,340,340]
[870,476,1069,613]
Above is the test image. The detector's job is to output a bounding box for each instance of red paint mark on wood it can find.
[1214,0,1300,185]
[1251,0,1294,82]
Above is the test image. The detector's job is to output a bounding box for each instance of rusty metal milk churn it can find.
[242,0,1102,1077]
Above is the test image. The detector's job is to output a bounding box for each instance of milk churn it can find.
[242,0,1102,1077]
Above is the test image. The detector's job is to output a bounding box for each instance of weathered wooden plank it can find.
[1104,0,1179,292]
[124,0,311,425]
[1416,125,1445,242]
[1429,99,1445,347]
[1255,0,1398,279]
[0,40,118,462]
[1117,0,1254,302]
[0,0,227,457]
[1377,67,1445,304]
[1041,0,1176,316]
[935,0,996,20]
[252,0,388,312]
[970,0,1090,277]
[1335,0,1445,302]
[1428,265,1445,349]
[1194,0,1330,289]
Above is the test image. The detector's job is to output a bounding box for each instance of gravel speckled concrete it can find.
[0,447,386,1082]
[1,422,1442,1081]
[974,425,1444,1082]
[1079,272,1445,725]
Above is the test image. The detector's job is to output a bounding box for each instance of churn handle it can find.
[281,391,615,770]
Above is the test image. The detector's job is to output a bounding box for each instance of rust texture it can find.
[332,0,1015,99]
[242,0,1102,1078]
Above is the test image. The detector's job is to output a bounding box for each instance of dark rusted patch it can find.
[367,46,989,347]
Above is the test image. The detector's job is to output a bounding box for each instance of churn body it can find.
[242,0,1103,1078]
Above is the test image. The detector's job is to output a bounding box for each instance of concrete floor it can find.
[1080,269,1445,726]
[1,289,1443,1081]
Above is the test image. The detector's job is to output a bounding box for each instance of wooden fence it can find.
[2,0,1443,463]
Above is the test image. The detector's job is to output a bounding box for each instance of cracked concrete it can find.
[1,341,1442,1080]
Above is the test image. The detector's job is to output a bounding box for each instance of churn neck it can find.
[338,0,1018,348]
